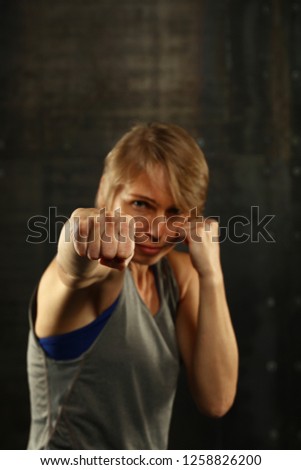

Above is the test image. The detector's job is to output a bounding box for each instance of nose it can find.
[149,215,167,242]
[133,214,166,244]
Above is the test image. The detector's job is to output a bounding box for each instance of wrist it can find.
[198,268,224,286]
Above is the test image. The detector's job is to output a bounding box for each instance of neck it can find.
[129,262,152,290]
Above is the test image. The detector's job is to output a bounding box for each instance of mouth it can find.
[135,243,165,256]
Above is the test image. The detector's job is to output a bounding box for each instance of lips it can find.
[135,244,164,255]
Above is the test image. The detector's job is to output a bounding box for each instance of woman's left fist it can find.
[184,217,222,279]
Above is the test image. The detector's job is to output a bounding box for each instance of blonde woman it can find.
[27,122,238,450]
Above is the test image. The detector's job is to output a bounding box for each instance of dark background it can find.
[0,0,300,449]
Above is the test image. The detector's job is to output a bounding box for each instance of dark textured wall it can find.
[0,0,300,449]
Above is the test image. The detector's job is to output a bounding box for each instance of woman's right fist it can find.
[69,208,135,270]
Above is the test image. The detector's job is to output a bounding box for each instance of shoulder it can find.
[166,249,198,301]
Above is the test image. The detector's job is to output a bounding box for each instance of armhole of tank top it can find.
[37,294,121,361]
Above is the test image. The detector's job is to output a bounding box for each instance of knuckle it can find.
[102,242,117,260]
[117,243,132,259]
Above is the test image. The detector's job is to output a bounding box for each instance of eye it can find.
[166,207,181,216]
[132,200,149,209]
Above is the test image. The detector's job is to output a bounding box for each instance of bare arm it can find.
[35,208,134,337]
[174,220,239,417]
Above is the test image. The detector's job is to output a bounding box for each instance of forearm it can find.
[191,273,239,416]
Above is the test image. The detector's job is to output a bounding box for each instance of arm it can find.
[35,208,134,337]
[175,220,239,417]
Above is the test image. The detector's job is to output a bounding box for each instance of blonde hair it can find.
[97,122,209,215]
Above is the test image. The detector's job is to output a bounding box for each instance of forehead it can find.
[121,168,175,205]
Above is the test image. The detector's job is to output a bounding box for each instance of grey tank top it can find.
[27,257,180,450]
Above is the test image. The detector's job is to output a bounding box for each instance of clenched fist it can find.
[70,208,135,271]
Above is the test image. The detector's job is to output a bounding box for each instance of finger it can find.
[101,216,118,260]
[99,256,127,271]
[86,217,101,260]
[117,215,135,259]
[86,210,106,260]
[72,217,89,257]
[203,218,219,238]
[183,218,196,244]
[209,219,220,242]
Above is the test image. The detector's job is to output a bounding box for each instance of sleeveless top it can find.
[27,257,180,450]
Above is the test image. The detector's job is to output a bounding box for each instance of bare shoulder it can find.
[167,249,198,301]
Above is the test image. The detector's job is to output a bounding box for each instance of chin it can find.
[132,246,174,266]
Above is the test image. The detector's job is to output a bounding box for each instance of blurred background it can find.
[0,0,300,449]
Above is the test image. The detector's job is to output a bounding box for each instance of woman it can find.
[27,122,238,450]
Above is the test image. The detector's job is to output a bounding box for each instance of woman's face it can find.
[111,165,186,265]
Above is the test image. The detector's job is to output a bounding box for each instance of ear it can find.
[95,175,106,208]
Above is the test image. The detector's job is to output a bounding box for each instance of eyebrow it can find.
[128,193,180,211]
[129,194,158,205]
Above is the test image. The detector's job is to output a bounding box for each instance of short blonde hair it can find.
[97,122,209,214]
